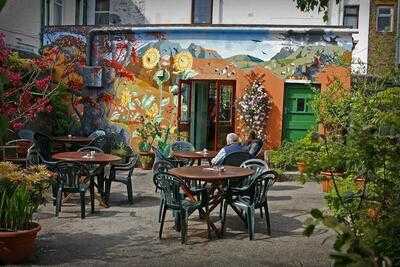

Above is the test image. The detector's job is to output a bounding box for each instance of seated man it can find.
[242,130,263,158]
[211,133,244,166]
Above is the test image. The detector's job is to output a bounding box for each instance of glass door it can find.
[215,80,236,149]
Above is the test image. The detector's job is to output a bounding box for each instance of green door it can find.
[283,84,317,142]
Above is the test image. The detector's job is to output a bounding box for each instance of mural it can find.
[42,27,354,148]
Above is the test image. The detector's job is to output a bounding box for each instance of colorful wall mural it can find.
[42,26,354,149]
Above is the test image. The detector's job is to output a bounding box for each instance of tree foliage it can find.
[294,0,341,21]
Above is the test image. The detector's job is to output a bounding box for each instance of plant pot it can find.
[354,176,366,191]
[320,171,343,193]
[139,151,154,170]
[0,222,41,264]
[296,161,306,174]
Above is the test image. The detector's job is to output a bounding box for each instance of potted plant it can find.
[136,116,157,170]
[0,162,54,264]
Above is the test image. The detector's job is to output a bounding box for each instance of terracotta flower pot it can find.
[0,222,41,264]
[320,171,343,193]
[354,176,366,191]
[139,151,155,170]
[296,161,306,174]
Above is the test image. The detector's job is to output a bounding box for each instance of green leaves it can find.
[0,0,7,12]
[153,69,170,87]
[0,74,8,94]
[310,208,323,219]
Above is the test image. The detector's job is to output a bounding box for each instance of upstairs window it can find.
[192,0,213,24]
[95,0,110,25]
[53,0,63,25]
[377,6,394,32]
[343,5,359,29]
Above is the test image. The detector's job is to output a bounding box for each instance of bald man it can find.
[211,133,244,166]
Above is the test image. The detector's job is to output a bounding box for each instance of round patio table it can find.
[52,151,121,164]
[53,151,121,207]
[169,166,254,238]
[172,150,218,166]
[53,136,93,145]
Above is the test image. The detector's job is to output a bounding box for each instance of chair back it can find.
[153,160,175,174]
[33,132,52,161]
[152,146,168,162]
[222,151,251,167]
[18,129,34,140]
[171,141,194,152]
[88,135,107,151]
[249,139,263,158]
[26,145,40,166]
[248,170,278,208]
[241,159,269,172]
[6,139,33,158]
[55,161,90,189]
[88,130,106,139]
[103,132,119,154]
[153,172,186,210]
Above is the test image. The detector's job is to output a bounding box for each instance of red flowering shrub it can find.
[0,33,62,137]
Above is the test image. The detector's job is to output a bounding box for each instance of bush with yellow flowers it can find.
[0,162,54,231]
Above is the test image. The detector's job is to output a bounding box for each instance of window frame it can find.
[53,0,64,26]
[191,0,213,25]
[376,5,394,33]
[95,0,111,25]
[343,5,359,29]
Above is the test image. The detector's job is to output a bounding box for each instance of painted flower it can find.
[142,48,160,70]
[120,90,131,106]
[173,51,193,72]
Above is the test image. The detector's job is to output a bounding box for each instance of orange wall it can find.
[234,66,285,150]
[233,65,351,149]
[316,65,351,91]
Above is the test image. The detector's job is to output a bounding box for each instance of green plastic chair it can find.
[221,170,278,240]
[154,172,208,244]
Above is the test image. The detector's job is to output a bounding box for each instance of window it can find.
[343,5,359,29]
[53,0,63,25]
[192,0,213,24]
[377,6,394,32]
[95,0,110,25]
[296,98,305,112]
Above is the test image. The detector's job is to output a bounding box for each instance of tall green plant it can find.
[0,163,53,231]
[303,72,400,266]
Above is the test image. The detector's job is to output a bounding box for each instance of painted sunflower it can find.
[173,51,193,72]
[142,48,160,70]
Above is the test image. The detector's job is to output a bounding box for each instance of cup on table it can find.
[68,134,72,139]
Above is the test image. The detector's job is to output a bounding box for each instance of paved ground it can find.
[30,169,332,267]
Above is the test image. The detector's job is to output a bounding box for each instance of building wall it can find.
[218,0,331,25]
[42,26,353,148]
[368,0,399,76]
[0,0,77,54]
[0,0,42,54]
[343,0,371,73]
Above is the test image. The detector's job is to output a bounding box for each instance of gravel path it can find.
[30,169,332,267]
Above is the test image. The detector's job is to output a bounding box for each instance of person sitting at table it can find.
[211,133,244,166]
[242,130,263,158]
